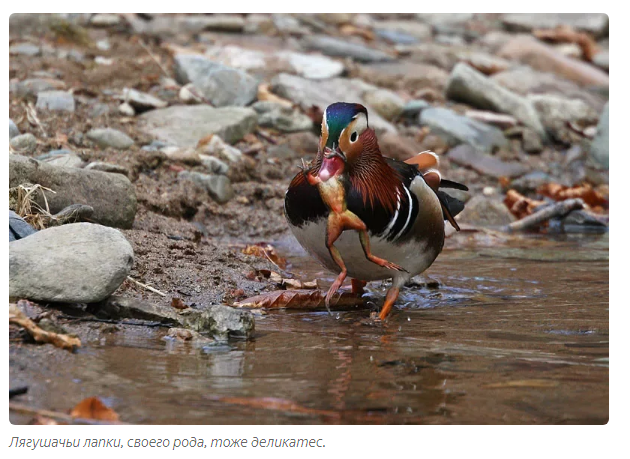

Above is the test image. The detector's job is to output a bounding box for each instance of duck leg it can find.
[378,286,400,320]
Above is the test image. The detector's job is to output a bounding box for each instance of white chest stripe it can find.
[393,185,414,241]
[383,190,401,237]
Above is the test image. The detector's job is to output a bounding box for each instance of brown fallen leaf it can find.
[504,189,546,220]
[339,24,375,41]
[533,25,599,61]
[537,183,608,210]
[70,397,120,422]
[257,270,318,289]
[170,297,188,310]
[242,243,287,269]
[257,83,293,107]
[9,304,81,352]
[233,289,365,310]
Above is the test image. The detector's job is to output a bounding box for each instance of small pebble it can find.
[10,133,37,154]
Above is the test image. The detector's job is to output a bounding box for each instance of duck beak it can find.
[318,148,346,182]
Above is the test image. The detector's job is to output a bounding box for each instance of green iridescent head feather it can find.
[324,102,368,149]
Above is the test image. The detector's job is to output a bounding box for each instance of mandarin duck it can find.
[284,102,467,320]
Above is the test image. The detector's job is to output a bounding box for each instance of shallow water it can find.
[10,234,608,424]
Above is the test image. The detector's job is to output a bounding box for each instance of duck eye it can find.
[350,132,358,142]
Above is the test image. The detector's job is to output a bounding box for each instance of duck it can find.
[284,102,468,320]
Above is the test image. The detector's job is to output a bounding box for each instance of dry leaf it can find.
[242,243,287,269]
[339,24,375,41]
[170,297,188,310]
[234,289,365,310]
[504,190,546,220]
[9,304,81,351]
[257,83,293,107]
[533,25,600,61]
[537,183,608,210]
[70,397,120,422]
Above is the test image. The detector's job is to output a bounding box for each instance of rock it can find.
[90,13,121,26]
[446,63,547,138]
[139,105,257,147]
[178,171,234,204]
[447,144,528,178]
[45,152,83,168]
[174,54,258,107]
[179,14,244,32]
[99,295,179,324]
[244,14,275,34]
[276,51,344,80]
[419,108,508,154]
[12,78,66,97]
[362,89,405,121]
[373,20,432,42]
[465,110,518,129]
[497,36,609,87]
[10,119,20,140]
[197,134,244,162]
[378,132,424,161]
[87,128,135,149]
[178,305,255,339]
[9,155,137,229]
[252,101,313,132]
[456,196,516,227]
[502,13,609,37]
[401,100,431,117]
[163,148,201,165]
[357,62,449,91]
[592,50,609,71]
[94,56,114,66]
[85,161,129,176]
[528,94,599,143]
[199,155,229,175]
[302,35,394,63]
[118,88,167,111]
[9,223,134,303]
[10,42,41,56]
[510,171,555,194]
[10,133,37,154]
[271,13,308,35]
[375,29,418,45]
[521,128,544,154]
[9,211,37,242]
[491,66,606,112]
[35,91,75,112]
[118,102,135,116]
[416,13,474,27]
[590,102,609,168]
[270,73,396,135]
[457,51,511,75]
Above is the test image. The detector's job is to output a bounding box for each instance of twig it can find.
[503,199,584,232]
[9,305,81,352]
[138,39,172,79]
[126,276,167,297]
[255,129,278,145]
[9,402,126,425]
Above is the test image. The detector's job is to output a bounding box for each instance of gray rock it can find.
[373,20,432,42]
[590,102,609,168]
[362,88,405,121]
[139,105,258,147]
[9,211,37,242]
[271,13,306,35]
[528,94,599,143]
[10,133,37,154]
[35,149,73,161]
[178,14,244,32]
[87,128,135,150]
[502,13,609,37]
[35,91,75,112]
[270,73,396,134]
[178,170,234,204]
[402,100,431,117]
[12,78,66,97]
[447,144,528,178]
[446,63,547,138]
[10,119,20,139]
[303,35,394,63]
[375,29,419,45]
[199,155,229,175]
[85,162,130,176]
[9,223,134,303]
[10,42,41,56]
[252,101,313,132]
[179,305,255,339]
[420,108,508,154]
[592,50,609,71]
[276,51,344,80]
[521,128,544,154]
[456,196,516,227]
[416,13,473,27]
[174,54,258,107]
[10,155,137,229]
[118,88,167,111]
[90,13,121,26]
[45,152,83,168]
